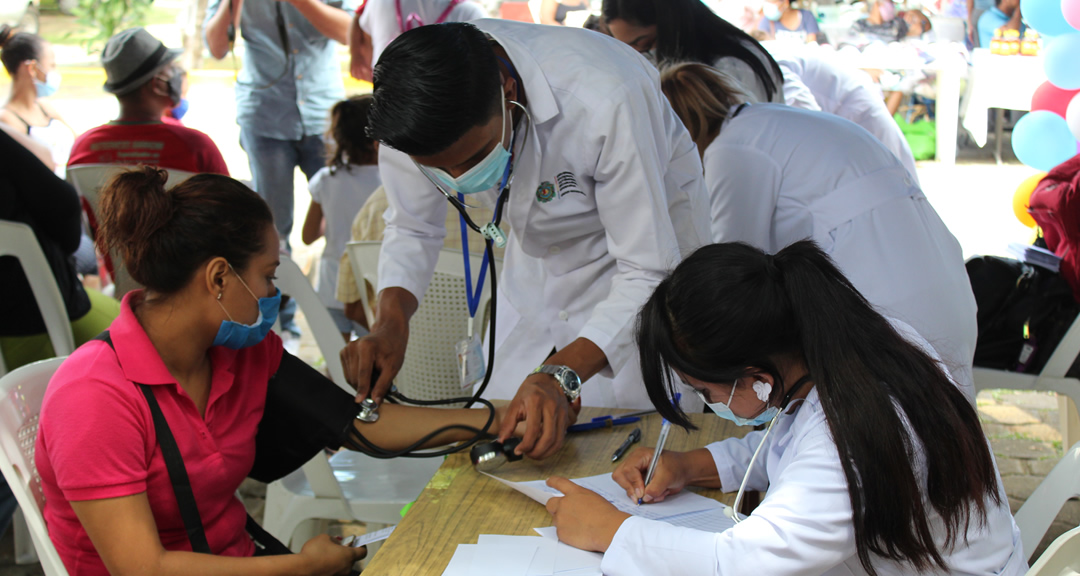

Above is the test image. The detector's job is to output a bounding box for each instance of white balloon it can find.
[1069,92,1080,142]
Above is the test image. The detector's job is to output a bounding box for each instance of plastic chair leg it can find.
[13,508,38,565]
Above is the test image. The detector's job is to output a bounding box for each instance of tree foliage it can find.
[73,0,154,52]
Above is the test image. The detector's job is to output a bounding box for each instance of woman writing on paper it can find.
[659,62,976,398]
[545,241,1027,575]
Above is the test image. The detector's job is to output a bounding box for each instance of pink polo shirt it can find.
[35,291,283,575]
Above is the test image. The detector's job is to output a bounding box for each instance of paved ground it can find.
[1,10,1077,571]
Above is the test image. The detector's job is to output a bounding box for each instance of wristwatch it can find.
[533,365,582,402]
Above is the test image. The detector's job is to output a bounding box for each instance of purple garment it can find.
[759,9,820,43]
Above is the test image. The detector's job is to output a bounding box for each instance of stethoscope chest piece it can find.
[470,437,523,472]
[356,398,380,423]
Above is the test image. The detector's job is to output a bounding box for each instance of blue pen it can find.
[639,393,681,505]
[567,416,640,433]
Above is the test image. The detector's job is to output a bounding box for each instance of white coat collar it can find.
[474,20,560,126]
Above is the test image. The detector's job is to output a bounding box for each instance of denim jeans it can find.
[0,478,16,540]
[239,130,326,336]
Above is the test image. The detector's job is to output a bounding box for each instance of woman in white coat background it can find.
[601,0,784,104]
[340,21,711,459]
[660,62,978,399]
[545,241,1026,576]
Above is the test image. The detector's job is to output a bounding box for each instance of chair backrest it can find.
[273,257,349,389]
[346,242,495,403]
[1025,525,1080,576]
[0,358,69,575]
[67,164,197,300]
[0,221,75,376]
[1014,441,1080,562]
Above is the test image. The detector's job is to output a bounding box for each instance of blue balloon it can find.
[1044,33,1080,90]
[1012,111,1078,171]
[1022,0,1076,36]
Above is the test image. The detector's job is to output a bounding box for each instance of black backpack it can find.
[967,255,1080,374]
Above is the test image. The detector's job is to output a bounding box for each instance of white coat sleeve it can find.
[779,65,821,112]
[705,431,771,493]
[704,145,781,251]
[375,146,450,303]
[576,83,686,378]
[601,422,857,576]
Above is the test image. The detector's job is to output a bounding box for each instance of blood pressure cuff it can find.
[248,352,360,483]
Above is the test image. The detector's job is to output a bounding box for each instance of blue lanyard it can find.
[459,160,511,319]
[460,55,520,319]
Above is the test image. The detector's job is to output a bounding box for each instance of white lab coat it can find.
[712,40,785,104]
[358,0,487,66]
[767,47,920,183]
[376,20,712,408]
[602,321,1027,576]
[701,103,977,400]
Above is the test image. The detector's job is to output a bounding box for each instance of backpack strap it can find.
[94,331,213,554]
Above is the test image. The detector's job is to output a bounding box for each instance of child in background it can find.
[302,95,381,340]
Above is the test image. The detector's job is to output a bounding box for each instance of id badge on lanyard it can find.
[456,195,493,390]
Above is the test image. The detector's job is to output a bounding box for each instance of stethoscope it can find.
[349,63,534,463]
[723,374,812,523]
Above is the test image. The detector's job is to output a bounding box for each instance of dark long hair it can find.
[602,0,782,101]
[636,241,1001,575]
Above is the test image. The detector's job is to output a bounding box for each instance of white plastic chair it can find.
[972,315,1080,441]
[1014,441,1080,563]
[262,256,444,551]
[67,164,196,300]
[0,358,70,575]
[0,221,76,378]
[0,222,76,566]
[1025,525,1080,575]
[346,242,495,403]
[929,16,966,44]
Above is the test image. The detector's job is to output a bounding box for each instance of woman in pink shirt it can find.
[35,167,512,576]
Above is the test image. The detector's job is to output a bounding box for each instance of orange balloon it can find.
[1013,172,1046,228]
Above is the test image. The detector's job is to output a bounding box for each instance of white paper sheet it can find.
[486,472,724,525]
[467,542,539,576]
[340,525,395,548]
[478,535,557,576]
[483,472,563,505]
[441,544,476,576]
[533,526,559,541]
[663,507,739,532]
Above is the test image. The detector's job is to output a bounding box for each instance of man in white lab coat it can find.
[348,0,487,81]
[340,20,711,459]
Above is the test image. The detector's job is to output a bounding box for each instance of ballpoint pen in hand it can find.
[639,418,671,505]
[611,427,641,462]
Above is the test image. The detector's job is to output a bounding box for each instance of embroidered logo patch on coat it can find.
[556,171,585,197]
[536,181,557,203]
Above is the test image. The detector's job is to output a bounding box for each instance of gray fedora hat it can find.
[101,27,182,95]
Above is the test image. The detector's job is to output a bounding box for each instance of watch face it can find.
[560,368,582,394]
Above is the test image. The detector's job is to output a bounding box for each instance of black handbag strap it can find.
[93,331,213,554]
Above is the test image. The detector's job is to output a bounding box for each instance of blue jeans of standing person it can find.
[239,130,326,337]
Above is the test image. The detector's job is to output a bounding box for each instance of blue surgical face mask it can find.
[763,3,783,21]
[428,89,512,195]
[171,98,190,121]
[212,266,281,350]
[35,70,61,98]
[698,380,779,427]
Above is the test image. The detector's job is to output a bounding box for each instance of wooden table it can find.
[363,408,748,575]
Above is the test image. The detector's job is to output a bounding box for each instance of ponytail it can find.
[96,166,274,295]
[0,25,44,76]
[635,240,1000,575]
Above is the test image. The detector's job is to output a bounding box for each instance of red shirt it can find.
[68,121,230,176]
[35,291,282,575]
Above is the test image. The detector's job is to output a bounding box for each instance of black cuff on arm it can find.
[248,352,360,483]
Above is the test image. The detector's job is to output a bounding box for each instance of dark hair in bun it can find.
[0,25,44,76]
[96,166,275,295]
